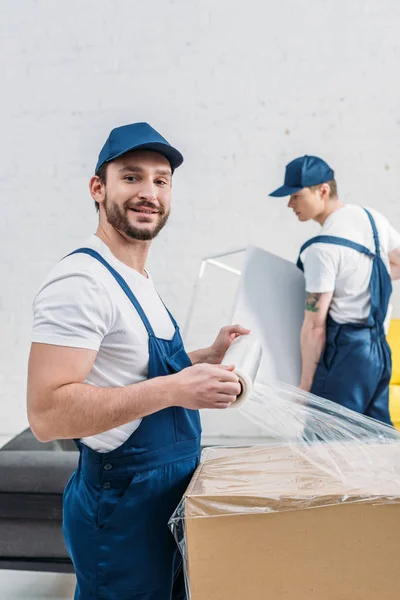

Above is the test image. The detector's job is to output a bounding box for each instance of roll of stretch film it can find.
[221,334,262,408]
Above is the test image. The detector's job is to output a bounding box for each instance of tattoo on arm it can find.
[305,292,321,312]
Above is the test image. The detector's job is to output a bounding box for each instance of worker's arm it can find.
[188,324,251,365]
[27,343,241,443]
[299,291,333,392]
[389,247,400,280]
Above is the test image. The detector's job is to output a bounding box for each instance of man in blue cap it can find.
[27,122,248,599]
[270,155,400,424]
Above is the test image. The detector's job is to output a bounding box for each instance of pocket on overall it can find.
[323,339,339,371]
[318,322,341,371]
[165,345,192,373]
[312,332,339,395]
[98,472,136,530]
[97,462,195,597]
[173,406,202,442]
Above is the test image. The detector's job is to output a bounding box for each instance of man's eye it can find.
[125,176,137,182]
[156,180,167,186]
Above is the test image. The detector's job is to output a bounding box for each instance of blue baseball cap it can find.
[95,122,184,173]
[269,155,334,197]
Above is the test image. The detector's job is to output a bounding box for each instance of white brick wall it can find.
[1,0,400,436]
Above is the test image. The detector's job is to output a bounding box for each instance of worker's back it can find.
[299,204,400,325]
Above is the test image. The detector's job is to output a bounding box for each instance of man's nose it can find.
[137,181,158,203]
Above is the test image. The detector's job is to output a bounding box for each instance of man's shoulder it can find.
[363,205,391,230]
[341,204,388,228]
[319,205,365,241]
[34,239,111,301]
[301,242,339,267]
[31,240,116,348]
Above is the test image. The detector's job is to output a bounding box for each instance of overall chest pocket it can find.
[165,345,192,373]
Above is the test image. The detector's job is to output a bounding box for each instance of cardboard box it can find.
[183,444,400,600]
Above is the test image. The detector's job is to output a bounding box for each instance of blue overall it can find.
[62,248,201,600]
[297,208,393,425]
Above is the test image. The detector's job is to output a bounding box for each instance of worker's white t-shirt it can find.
[32,235,176,453]
[300,205,400,325]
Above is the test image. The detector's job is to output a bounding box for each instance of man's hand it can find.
[170,363,241,409]
[298,381,312,393]
[209,324,251,363]
[189,324,250,366]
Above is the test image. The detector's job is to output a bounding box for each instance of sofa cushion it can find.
[0,519,69,558]
[0,451,78,494]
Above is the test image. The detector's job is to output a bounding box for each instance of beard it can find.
[104,194,170,241]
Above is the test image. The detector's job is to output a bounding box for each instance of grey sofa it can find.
[0,429,78,573]
[0,429,221,574]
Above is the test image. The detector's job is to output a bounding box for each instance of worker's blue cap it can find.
[95,122,184,173]
[269,155,334,197]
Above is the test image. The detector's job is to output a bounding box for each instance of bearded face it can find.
[97,150,173,242]
[104,194,170,241]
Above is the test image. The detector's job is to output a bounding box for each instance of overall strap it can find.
[67,248,156,337]
[297,235,375,271]
[363,208,380,257]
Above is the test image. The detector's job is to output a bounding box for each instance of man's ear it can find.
[89,176,106,206]
[320,182,331,199]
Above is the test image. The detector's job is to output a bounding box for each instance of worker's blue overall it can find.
[62,248,201,600]
[297,208,393,425]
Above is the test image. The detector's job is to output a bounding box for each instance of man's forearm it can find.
[29,376,175,443]
[300,325,326,391]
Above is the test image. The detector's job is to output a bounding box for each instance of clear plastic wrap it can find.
[169,378,400,599]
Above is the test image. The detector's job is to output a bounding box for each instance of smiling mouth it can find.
[129,208,159,215]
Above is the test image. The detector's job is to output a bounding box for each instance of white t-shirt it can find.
[32,235,176,453]
[300,205,400,325]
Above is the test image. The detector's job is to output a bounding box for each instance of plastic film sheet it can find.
[171,378,400,521]
[169,378,400,598]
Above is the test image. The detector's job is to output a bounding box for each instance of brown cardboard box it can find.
[183,444,400,600]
